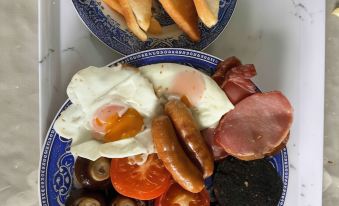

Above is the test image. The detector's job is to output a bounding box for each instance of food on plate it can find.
[159,0,201,41]
[193,0,220,28]
[75,157,111,189]
[213,157,283,206]
[152,115,205,193]
[165,100,214,178]
[201,128,228,160]
[66,189,107,206]
[127,0,152,31]
[55,57,293,205]
[154,183,210,206]
[215,91,293,160]
[103,0,221,41]
[268,131,290,156]
[103,0,123,15]
[111,195,146,206]
[104,0,162,36]
[118,0,148,41]
[147,17,163,35]
[213,56,257,104]
[212,56,242,86]
[221,64,257,104]
[332,7,339,17]
[140,63,234,129]
[110,154,172,200]
[54,63,233,161]
[54,65,158,161]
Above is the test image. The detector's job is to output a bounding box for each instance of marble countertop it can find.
[0,0,338,205]
[323,0,339,205]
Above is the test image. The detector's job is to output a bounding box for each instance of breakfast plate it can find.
[71,0,237,55]
[39,48,289,206]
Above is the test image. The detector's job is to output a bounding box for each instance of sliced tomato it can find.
[110,154,172,200]
[155,183,210,206]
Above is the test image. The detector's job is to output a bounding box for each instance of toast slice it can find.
[147,17,162,35]
[118,0,148,41]
[128,0,152,31]
[159,0,201,41]
[103,0,123,15]
[193,0,219,28]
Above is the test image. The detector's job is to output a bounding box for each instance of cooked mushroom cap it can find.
[74,157,111,189]
[89,157,111,182]
[66,189,107,206]
[110,195,147,206]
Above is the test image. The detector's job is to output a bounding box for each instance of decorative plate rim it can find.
[39,48,289,206]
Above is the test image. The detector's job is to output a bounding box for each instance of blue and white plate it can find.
[72,0,237,55]
[39,48,288,206]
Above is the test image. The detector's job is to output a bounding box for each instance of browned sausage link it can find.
[152,115,204,193]
[212,56,242,86]
[165,100,214,178]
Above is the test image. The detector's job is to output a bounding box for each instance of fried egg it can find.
[140,63,234,129]
[54,63,234,161]
[54,65,159,161]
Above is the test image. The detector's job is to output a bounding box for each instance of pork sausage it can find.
[152,115,205,193]
[165,100,214,178]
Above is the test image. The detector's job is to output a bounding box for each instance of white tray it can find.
[39,0,325,205]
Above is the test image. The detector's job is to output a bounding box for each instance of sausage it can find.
[165,100,214,178]
[212,56,242,86]
[152,115,204,193]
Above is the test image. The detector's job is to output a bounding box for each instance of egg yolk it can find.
[92,105,144,142]
[170,70,205,106]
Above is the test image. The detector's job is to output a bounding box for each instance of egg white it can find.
[54,104,155,161]
[54,63,234,160]
[140,63,234,129]
[54,65,159,161]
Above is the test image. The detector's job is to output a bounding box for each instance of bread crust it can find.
[147,18,162,35]
[159,0,201,41]
[128,0,152,31]
[118,0,148,41]
[103,0,123,15]
[193,0,218,28]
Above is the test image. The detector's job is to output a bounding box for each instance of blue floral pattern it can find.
[72,0,237,54]
[39,49,288,206]
[53,144,74,205]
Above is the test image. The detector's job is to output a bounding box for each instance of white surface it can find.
[39,0,325,205]
[38,0,121,145]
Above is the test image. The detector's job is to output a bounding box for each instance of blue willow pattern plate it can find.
[39,49,289,206]
[72,0,237,55]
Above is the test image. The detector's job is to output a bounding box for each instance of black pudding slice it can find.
[213,156,283,206]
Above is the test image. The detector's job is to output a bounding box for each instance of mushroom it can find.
[75,157,111,189]
[110,195,146,206]
[66,189,107,206]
